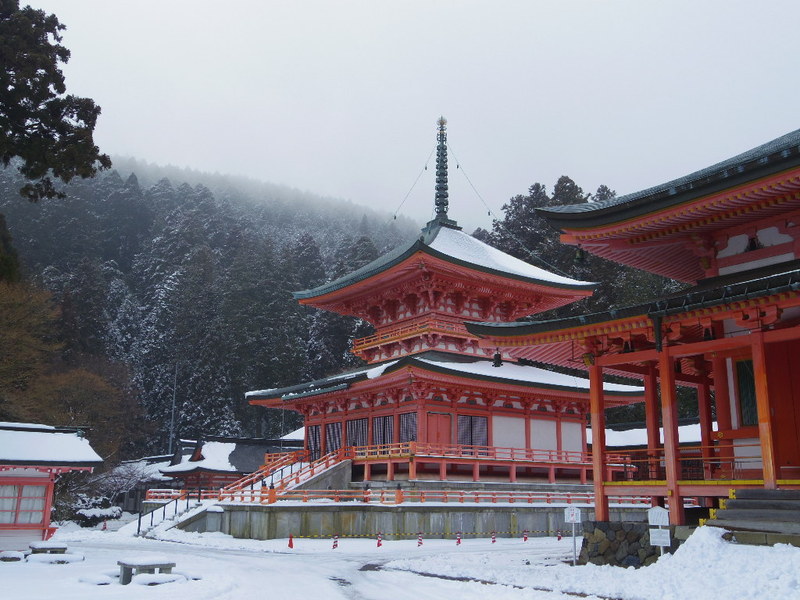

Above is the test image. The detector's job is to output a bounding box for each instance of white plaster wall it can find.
[530,419,557,451]
[492,415,525,448]
[734,438,763,470]
[718,252,794,275]
[560,420,583,452]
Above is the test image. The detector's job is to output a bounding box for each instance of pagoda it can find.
[247,118,643,484]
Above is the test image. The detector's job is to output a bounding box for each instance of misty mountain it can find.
[0,163,417,453]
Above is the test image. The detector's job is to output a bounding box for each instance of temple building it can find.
[247,118,642,484]
[467,128,800,523]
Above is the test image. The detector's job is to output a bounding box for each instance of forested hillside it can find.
[0,164,416,458]
[0,165,684,461]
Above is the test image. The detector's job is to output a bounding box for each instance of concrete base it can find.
[179,503,648,541]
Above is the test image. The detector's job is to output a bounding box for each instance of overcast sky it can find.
[30,0,800,231]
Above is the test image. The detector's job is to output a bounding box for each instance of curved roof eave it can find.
[538,128,800,230]
[293,224,595,302]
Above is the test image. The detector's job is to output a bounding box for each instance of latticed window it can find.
[0,484,46,525]
[736,359,758,427]
[346,418,368,447]
[457,415,488,446]
[399,412,417,443]
[325,422,343,452]
[373,415,394,446]
[307,425,321,461]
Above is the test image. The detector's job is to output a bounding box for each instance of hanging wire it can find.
[446,143,573,278]
[388,145,437,224]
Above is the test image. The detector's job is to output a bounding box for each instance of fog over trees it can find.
[0,163,415,457]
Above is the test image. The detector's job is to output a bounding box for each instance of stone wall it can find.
[580,520,685,567]
[180,503,648,541]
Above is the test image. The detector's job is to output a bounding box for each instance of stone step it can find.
[725,498,800,512]
[721,530,800,548]
[706,518,800,536]
[731,489,800,501]
[714,508,800,522]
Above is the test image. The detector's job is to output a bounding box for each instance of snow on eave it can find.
[413,356,643,395]
[0,428,102,464]
[427,226,596,289]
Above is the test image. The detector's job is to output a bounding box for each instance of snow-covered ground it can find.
[2,519,798,600]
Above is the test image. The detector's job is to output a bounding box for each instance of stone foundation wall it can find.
[580,520,684,568]
[180,504,648,541]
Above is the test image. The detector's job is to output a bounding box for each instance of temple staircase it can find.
[219,450,307,496]
[219,449,350,501]
[703,489,800,547]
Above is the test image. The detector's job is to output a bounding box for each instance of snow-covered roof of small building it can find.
[293,221,594,301]
[281,426,305,441]
[0,422,102,466]
[160,437,302,476]
[246,351,643,404]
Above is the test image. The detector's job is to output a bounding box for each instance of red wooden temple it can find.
[467,128,800,524]
[247,118,642,485]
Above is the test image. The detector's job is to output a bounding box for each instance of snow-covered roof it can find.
[161,441,236,475]
[246,351,643,403]
[0,422,102,466]
[428,226,593,287]
[415,355,642,394]
[281,426,305,441]
[160,437,300,476]
[293,222,594,301]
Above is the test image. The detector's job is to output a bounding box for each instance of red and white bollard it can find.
[491,531,496,544]
[456,531,462,546]
[332,534,339,549]
[102,520,107,531]
[523,530,528,542]
[417,532,423,547]
[288,534,294,549]
[377,532,382,548]
[557,530,562,541]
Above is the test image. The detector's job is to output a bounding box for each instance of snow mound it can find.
[79,574,114,585]
[132,573,186,586]
[26,552,85,564]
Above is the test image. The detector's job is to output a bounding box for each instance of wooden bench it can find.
[117,556,177,585]
[29,541,68,554]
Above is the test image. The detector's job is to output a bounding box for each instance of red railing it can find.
[206,487,652,506]
[146,489,220,501]
[604,443,765,482]
[219,449,307,493]
[352,318,468,352]
[350,441,629,467]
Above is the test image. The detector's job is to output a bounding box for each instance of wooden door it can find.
[426,413,452,445]
[767,340,800,474]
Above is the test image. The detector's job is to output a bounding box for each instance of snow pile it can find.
[386,527,800,600]
[76,506,122,520]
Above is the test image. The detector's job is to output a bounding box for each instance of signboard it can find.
[649,528,671,547]
[564,506,582,524]
[647,506,670,527]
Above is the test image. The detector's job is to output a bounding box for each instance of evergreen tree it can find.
[0,0,110,201]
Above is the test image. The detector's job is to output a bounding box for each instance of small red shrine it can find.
[467,128,800,523]
[247,118,643,484]
[0,422,102,551]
